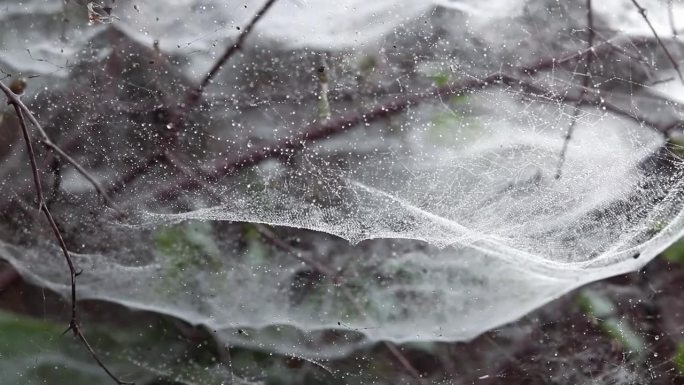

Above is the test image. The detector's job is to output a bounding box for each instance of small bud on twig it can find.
[9,77,27,96]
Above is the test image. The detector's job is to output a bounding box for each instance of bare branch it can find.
[196,0,279,97]
[0,81,117,208]
[518,36,650,76]
[631,0,684,84]
[555,0,595,179]
[110,34,665,200]
[162,151,222,203]
[105,1,280,196]
[254,224,337,277]
[2,83,132,385]
[155,68,683,201]
[107,151,165,196]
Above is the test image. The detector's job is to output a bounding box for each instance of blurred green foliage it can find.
[577,290,645,359]
[662,240,684,264]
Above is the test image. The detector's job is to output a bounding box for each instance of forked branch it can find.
[631,0,684,83]
[1,81,132,385]
[196,0,280,97]
[0,81,117,208]
[106,0,280,195]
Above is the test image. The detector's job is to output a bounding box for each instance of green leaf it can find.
[662,239,684,264]
[577,290,645,359]
[674,343,684,374]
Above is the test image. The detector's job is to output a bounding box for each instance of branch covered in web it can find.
[555,0,595,179]
[196,0,280,97]
[153,67,683,201]
[631,0,684,84]
[0,80,117,208]
[0,80,132,385]
[105,0,280,196]
[101,25,682,203]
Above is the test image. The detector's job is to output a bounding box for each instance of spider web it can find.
[1,0,684,363]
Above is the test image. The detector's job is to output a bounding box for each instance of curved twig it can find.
[1,82,132,385]
[631,0,684,84]
[0,81,117,208]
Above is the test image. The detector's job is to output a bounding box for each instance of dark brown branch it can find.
[109,35,662,200]
[631,0,684,84]
[254,224,337,277]
[517,36,649,76]
[503,75,680,133]
[2,84,132,385]
[155,73,503,200]
[592,30,653,68]
[106,151,165,196]
[105,1,280,197]
[162,151,222,203]
[196,0,279,96]
[155,69,683,201]
[555,0,595,179]
[383,342,427,384]
[0,81,117,208]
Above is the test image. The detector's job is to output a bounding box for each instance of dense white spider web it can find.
[2,0,684,363]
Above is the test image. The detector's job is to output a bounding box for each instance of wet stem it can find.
[1,83,133,385]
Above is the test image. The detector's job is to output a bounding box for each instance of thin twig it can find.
[631,0,684,84]
[257,228,426,384]
[110,36,661,198]
[254,224,337,277]
[4,89,132,385]
[196,0,279,96]
[555,0,595,179]
[592,30,653,68]
[518,36,650,76]
[106,151,165,196]
[555,105,582,177]
[0,81,118,208]
[162,151,222,203]
[502,75,677,133]
[106,0,280,196]
[154,69,683,201]
[384,342,426,384]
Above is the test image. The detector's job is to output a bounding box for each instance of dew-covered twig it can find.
[162,151,222,203]
[105,0,280,197]
[155,65,684,200]
[631,0,684,84]
[109,34,660,199]
[500,75,679,133]
[518,35,650,76]
[1,83,132,385]
[195,0,280,97]
[0,81,117,208]
[106,151,165,196]
[254,224,337,277]
[555,0,595,179]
